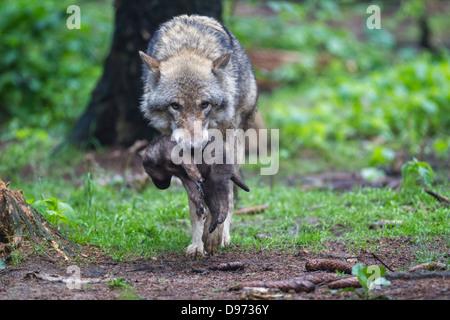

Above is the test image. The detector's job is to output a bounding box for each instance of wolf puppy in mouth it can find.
[139,14,258,255]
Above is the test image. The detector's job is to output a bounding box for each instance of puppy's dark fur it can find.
[142,136,249,233]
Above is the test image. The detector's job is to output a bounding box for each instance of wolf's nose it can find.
[189,141,203,150]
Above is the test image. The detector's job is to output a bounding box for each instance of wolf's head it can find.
[140,50,234,150]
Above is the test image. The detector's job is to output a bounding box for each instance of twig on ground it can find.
[234,205,268,215]
[26,271,103,285]
[385,270,450,280]
[371,253,395,272]
[424,188,450,206]
[240,287,291,300]
[191,268,210,274]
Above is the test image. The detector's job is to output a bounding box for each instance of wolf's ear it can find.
[139,51,160,77]
[213,51,232,71]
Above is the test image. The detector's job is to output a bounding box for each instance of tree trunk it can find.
[0,178,78,260]
[66,0,223,148]
[419,14,435,52]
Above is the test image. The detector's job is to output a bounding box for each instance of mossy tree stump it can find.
[0,178,78,260]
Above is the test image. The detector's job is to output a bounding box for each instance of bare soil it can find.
[1,237,448,300]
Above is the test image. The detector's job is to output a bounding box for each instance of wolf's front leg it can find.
[186,199,205,257]
[202,218,223,255]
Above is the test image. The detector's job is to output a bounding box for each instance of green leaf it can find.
[0,258,6,270]
[31,197,74,225]
[56,213,68,225]
[352,263,369,293]
[352,264,390,294]
[401,158,434,188]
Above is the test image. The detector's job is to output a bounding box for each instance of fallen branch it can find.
[385,270,450,280]
[234,205,268,215]
[424,189,450,206]
[325,270,450,290]
[305,259,354,274]
[26,271,103,285]
[372,253,395,272]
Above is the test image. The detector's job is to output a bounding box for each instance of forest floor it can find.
[1,145,449,301]
[1,235,448,300]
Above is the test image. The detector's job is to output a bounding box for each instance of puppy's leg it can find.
[181,178,205,217]
[186,199,205,257]
[182,163,202,182]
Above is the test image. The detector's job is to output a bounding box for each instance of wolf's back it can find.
[147,15,230,61]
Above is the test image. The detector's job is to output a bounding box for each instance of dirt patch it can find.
[1,237,448,300]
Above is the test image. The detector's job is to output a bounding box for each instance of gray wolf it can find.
[139,14,258,255]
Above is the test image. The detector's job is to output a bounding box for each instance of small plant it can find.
[8,243,24,266]
[335,269,347,278]
[84,172,95,218]
[30,197,75,226]
[0,258,6,270]
[106,278,141,299]
[107,277,130,288]
[401,158,434,189]
[349,263,391,299]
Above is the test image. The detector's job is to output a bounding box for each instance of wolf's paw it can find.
[186,243,205,258]
[204,232,222,255]
[221,231,231,247]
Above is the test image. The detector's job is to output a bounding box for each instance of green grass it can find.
[9,155,448,261]
[232,181,449,249]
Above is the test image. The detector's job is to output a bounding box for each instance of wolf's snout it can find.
[189,140,203,150]
[171,121,209,150]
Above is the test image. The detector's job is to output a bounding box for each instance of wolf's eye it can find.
[170,103,180,110]
[201,102,210,109]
